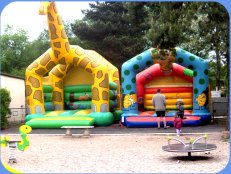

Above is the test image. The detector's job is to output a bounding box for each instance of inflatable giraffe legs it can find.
[26,49,58,114]
[49,64,72,111]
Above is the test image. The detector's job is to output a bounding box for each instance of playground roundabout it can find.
[0,132,229,173]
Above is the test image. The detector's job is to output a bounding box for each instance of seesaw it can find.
[162,134,217,157]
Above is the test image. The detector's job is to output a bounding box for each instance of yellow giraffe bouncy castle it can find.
[25,1,122,128]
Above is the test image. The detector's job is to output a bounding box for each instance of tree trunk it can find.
[215,47,221,90]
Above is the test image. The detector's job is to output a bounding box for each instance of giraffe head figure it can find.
[152,48,176,73]
[39,2,50,15]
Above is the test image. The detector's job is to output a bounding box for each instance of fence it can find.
[8,107,27,124]
[210,97,229,123]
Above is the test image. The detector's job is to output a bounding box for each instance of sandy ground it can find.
[0,132,229,173]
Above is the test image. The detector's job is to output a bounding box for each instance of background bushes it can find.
[1,88,11,129]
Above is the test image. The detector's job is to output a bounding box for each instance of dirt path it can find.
[1,133,229,173]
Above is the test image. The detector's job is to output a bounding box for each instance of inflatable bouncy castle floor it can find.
[25,2,121,128]
[26,81,120,128]
[121,48,211,127]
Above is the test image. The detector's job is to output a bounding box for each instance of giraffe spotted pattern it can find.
[26,2,121,114]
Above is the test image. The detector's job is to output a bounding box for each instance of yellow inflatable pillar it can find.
[25,71,45,114]
[91,66,110,112]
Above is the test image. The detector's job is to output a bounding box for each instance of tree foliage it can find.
[0,88,11,129]
[145,2,193,48]
[0,25,30,76]
[0,2,229,92]
[0,26,50,77]
[177,2,229,90]
[71,2,149,68]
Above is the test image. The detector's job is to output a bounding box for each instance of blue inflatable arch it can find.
[121,47,210,125]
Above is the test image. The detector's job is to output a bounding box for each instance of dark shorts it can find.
[156,111,165,117]
[177,113,184,119]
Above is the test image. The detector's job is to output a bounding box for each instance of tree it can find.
[181,2,229,90]
[0,26,51,77]
[0,25,30,76]
[71,2,149,68]
[25,29,50,65]
[145,2,229,91]
[145,2,194,48]
[0,88,11,129]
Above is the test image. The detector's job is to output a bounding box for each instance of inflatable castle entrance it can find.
[121,48,210,127]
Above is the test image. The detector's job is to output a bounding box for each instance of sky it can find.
[0,1,93,40]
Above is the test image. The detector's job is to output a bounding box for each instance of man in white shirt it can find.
[152,89,167,129]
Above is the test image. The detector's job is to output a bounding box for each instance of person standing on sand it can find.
[152,89,167,129]
[174,114,183,136]
[176,101,184,119]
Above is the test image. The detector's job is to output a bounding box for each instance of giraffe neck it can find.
[40,2,70,60]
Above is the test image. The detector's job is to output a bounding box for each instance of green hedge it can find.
[0,88,11,129]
